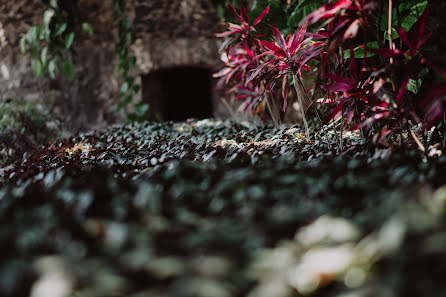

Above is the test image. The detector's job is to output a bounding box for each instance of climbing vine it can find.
[21,0,147,121]
[20,0,92,81]
[112,0,148,122]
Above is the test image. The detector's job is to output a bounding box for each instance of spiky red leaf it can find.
[260,40,288,58]
[269,25,288,54]
[323,74,356,92]
[299,0,352,26]
[227,4,241,20]
[240,5,249,23]
[253,4,270,25]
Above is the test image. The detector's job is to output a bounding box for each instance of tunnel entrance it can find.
[142,67,213,121]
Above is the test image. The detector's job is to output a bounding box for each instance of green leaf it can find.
[120,82,129,94]
[62,61,74,81]
[65,32,75,49]
[55,23,67,36]
[381,0,427,40]
[82,23,94,35]
[31,59,43,76]
[27,27,37,44]
[43,9,55,26]
[217,5,225,20]
[135,103,149,117]
[133,84,140,93]
[32,43,39,58]
[122,16,132,29]
[40,47,48,66]
[20,36,27,54]
[343,42,379,58]
[407,79,422,94]
[124,94,133,104]
[42,29,50,42]
[400,1,427,32]
[48,59,57,79]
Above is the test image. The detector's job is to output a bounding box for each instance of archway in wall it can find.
[142,67,213,121]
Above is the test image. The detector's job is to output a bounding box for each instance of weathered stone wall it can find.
[131,0,224,118]
[0,0,224,134]
[132,0,221,72]
[0,0,124,134]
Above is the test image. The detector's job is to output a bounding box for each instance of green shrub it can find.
[0,99,60,165]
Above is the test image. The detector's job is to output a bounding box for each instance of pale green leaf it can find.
[31,59,43,76]
[65,32,75,49]
[55,23,67,36]
[20,36,27,54]
[48,59,57,79]
[82,23,94,35]
[41,47,48,66]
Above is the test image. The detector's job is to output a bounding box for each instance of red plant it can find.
[215,1,445,148]
[301,0,376,60]
[215,4,270,54]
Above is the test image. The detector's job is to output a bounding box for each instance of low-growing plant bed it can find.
[0,119,445,297]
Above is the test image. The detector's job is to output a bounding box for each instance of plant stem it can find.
[297,76,323,124]
[443,113,446,149]
[265,93,280,127]
[340,113,344,150]
[388,0,394,64]
[409,125,426,152]
[292,74,310,137]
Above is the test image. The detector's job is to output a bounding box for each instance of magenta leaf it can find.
[425,98,446,127]
[269,26,288,54]
[366,47,403,57]
[349,46,357,80]
[396,28,411,48]
[300,0,352,26]
[215,28,244,38]
[240,5,249,23]
[253,4,271,26]
[412,8,428,48]
[227,4,241,20]
[246,60,273,85]
[260,40,287,57]
[343,19,361,40]
[418,87,446,108]
[324,101,345,124]
[323,74,356,92]
[396,73,410,102]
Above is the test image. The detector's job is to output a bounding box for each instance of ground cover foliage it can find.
[1,119,446,297]
[0,99,60,165]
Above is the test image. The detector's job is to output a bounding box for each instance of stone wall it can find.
[0,0,224,135]
[0,0,124,134]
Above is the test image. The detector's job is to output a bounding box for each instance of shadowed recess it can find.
[142,67,213,121]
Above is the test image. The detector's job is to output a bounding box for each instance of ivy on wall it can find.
[20,0,148,122]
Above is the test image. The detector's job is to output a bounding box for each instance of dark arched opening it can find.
[142,67,213,121]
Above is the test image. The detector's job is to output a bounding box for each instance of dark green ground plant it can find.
[0,99,59,165]
[0,119,446,297]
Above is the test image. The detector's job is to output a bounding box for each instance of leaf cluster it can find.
[215,0,446,149]
[0,119,446,296]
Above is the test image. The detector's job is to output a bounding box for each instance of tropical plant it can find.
[215,0,445,149]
